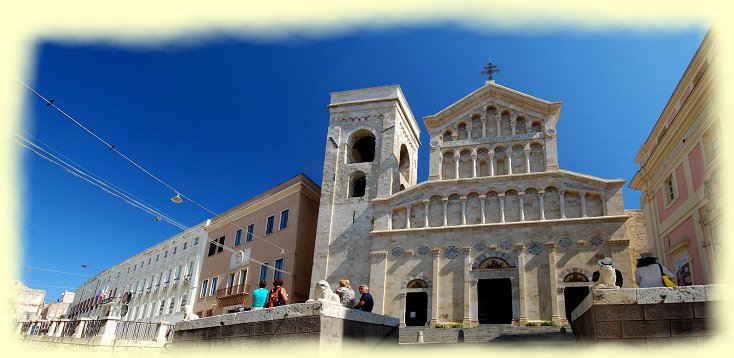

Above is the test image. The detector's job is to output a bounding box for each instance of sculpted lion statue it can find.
[310,280,341,303]
[595,264,619,289]
[182,304,199,321]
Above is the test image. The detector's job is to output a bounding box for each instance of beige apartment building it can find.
[193,174,320,317]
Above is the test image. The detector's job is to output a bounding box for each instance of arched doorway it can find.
[562,272,591,324]
[405,279,428,326]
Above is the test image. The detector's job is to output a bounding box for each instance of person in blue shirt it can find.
[251,280,269,310]
[353,284,374,312]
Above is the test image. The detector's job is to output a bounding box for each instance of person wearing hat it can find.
[592,257,623,287]
[635,252,675,288]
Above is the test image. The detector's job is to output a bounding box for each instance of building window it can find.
[279,209,289,230]
[210,277,219,296]
[183,242,187,250]
[168,299,175,314]
[235,229,242,247]
[266,216,275,235]
[208,240,217,256]
[156,254,159,262]
[274,258,284,280]
[246,224,254,242]
[194,237,199,245]
[200,280,208,298]
[665,175,676,204]
[218,236,225,253]
[349,129,376,163]
[164,250,168,258]
[350,172,366,197]
[159,301,165,316]
[259,263,269,282]
[173,246,177,255]
[704,122,722,163]
[239,270,247,289]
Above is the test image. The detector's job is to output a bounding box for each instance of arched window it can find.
[407,279,428,288]
[350,172,367,197]
[399,145,410,180]
[349,129,376,163]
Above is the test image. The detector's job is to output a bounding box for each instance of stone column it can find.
[471,154,477,178]
[538,191,546,220]
[47,321,57,336]
[524,144,531,173]
[156,321,171,343]
[546,243,560,322]
[515,245,527,325]
[510,118,517,135]
[481,117,487,137]
[398,292,407,327]
[470,279,479,327]
[462,247,473,327]
[74,318,89,338]
[454,155,459,179]
[580,191,587,217]
[423,199,430,228]
[507,153,513,175]
[406,205,412,229]
[489,151,496,176]
[495,113,501,136]
[518,192,525,222]
[439,156,444,181]
[369,251,389,314]
[54,320,66,337]
[559,189,566,219]
[460,196,467,225]
[601,193,607,216]
[467,126,472,140]
[479,195,486,224]
[442,197,448,226]
[430,248,441,326]
[498,193,506,223]
[387,210,393,230]
[100,316,121,345]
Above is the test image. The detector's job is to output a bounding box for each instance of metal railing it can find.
[37,321,51,335]
[215,283,250,299]
[81,319,102,338]
[115,321,159,341]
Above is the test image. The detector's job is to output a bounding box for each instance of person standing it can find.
[251,280,269,310]
[267,278,289,308]
[635,252,675,288]
[335,279,355,307]
[592,257,624,287]
[353,284,374,312]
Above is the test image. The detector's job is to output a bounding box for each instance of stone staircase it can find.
[399,324,575,345]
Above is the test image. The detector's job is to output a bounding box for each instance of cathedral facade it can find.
[310,81,645,327]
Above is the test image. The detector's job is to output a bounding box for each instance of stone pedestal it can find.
[571,285,723,346]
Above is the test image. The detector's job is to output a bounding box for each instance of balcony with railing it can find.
[215,283,250,307]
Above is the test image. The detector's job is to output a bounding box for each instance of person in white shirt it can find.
[634,252,675,288]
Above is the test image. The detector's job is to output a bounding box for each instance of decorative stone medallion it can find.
[445,246,460,259]
[499,239,513,251]
[473,241,488,253]
[589,235,603,247]
[528,241,544,256]
[558,237,573,248]
[545,128,556,138]
[417,245,430,256]
[391,246,405,257]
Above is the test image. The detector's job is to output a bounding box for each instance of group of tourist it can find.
[334,279,373,312]
[592,252,676,288]
[249,278,374,312]
[250,278,289,310]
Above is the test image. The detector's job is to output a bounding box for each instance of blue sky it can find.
[18,25,706,302]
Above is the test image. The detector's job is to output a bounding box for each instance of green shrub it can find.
[435,323,464,329]
[526,321,559,326]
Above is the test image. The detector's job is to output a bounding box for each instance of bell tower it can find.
[310,85,420,290]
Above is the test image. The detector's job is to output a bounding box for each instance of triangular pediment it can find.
[423,81,562,133]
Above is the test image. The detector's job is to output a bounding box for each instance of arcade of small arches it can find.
[441,107,545,142]
[388,186,608,230]
[440,141,545,179]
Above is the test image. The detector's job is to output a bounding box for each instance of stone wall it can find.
[571,285,722,345]
[172,301,399,351]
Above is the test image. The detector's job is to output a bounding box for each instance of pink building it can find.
[630,32,720,285]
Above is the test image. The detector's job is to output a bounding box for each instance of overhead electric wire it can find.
[19,80,295,256]
[12,133,188,230]
[20,265,92,278]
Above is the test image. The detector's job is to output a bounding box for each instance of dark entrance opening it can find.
[405,292,428,326]
[563,286,590,324]
[477,278,512,324]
